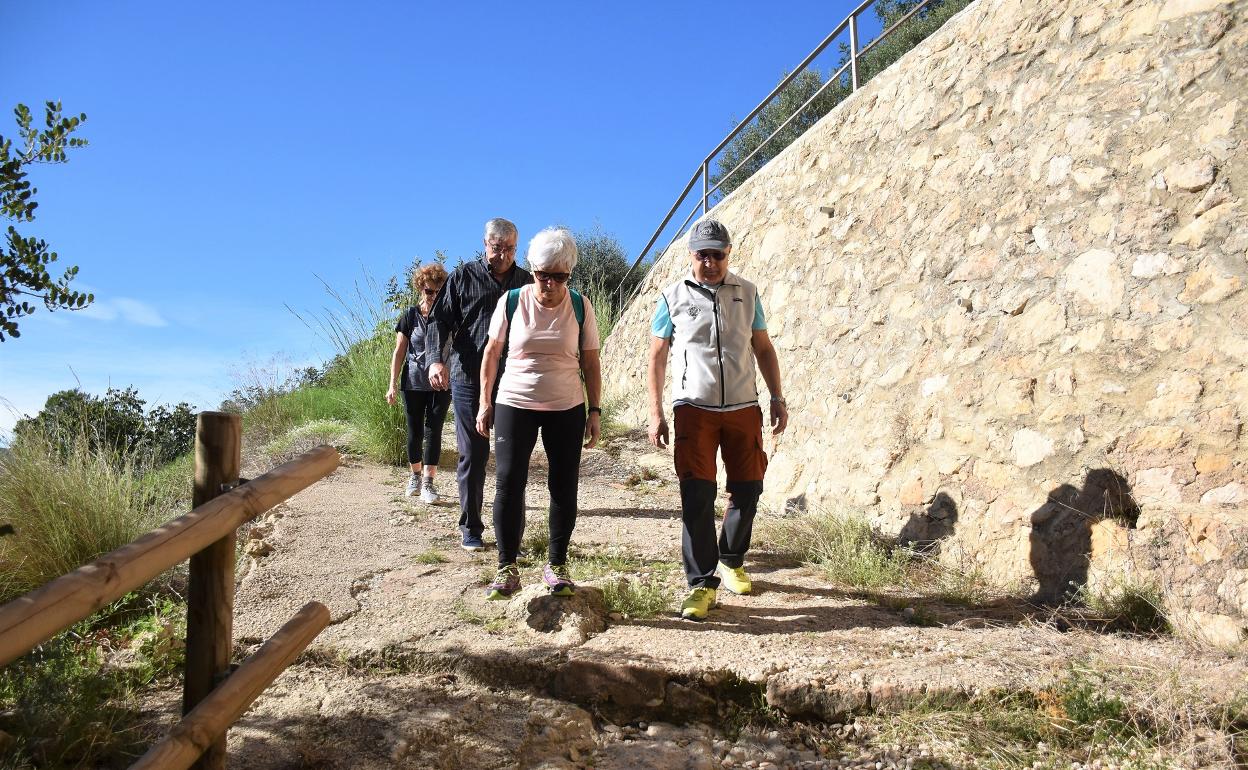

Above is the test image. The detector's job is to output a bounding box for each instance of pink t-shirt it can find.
[488,286,600,411]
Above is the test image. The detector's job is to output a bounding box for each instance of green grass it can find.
[413,549,449,565]
[760,508,910,589]
[240,385,352,446]
[258,418,355,466]
[0,593,187,769]
[1079,577,1170,634]
[521,518,551,565]
[0,432,190,604]
[600,577,673,618]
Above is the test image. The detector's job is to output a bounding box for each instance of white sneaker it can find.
[404,475,420,497]
[419,478,439,504]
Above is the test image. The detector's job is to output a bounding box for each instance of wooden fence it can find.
[0,412,341,770]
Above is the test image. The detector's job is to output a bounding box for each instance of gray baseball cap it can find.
[688,219,731,251]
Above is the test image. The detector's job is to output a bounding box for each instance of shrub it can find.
[12,386,196,466]
[713,0,974,197]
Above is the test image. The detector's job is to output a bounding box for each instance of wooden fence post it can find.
[184,411,241,770]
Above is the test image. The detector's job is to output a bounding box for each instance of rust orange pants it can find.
[673,404,768,482]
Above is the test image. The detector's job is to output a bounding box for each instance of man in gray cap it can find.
[646,218,788,620]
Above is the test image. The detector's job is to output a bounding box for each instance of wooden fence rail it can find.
[0,411,341,769]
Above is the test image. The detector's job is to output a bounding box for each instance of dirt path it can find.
[183,429,1247,769]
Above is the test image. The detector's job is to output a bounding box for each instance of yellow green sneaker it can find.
[717,562,752,595]
[680,587,717,620]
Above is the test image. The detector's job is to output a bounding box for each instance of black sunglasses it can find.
[695,249,727,262]
[534,271,571,284]
[422,287,439,295]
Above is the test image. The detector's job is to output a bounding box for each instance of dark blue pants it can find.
[451,380,489,538]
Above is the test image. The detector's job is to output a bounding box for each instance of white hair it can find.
[484,217,517,241]
[527,227,578,273]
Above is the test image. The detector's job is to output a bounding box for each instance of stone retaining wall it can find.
[602,0,1247,645]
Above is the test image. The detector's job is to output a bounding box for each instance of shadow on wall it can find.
[898,491,959,554]
[1028,468,1139,604]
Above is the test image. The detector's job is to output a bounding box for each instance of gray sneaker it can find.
[404,474,420,497]
[419,478,439,504]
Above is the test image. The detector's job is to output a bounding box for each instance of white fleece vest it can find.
[661,272,759,410]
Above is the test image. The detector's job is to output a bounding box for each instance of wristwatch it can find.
[770,397,787,407]
[588,406,602,415]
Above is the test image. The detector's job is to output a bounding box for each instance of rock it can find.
[1130,252,1184,278]
[505,585,608,646]
[1185,611,1247,649]
[1201,483,1247,505]
[1012,429,1054,468]
[1196,99,1239,144]
[1063,250,1124,314]
[1160,0,1235,22]
[244,539,274,557]
[1163,156,1215,192]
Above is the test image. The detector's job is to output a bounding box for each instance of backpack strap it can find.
[569,289,585,353]
[504,286,586,356]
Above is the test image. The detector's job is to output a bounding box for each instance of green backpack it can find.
[505,287,586,354]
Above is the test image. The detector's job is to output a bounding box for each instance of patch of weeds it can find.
[0,591,188,769]
[566,545,671,582]
[867,667,1180,769]
[601,577,673,619]
[413,549,449,565]
[452,599,508,634]
[760,509,908,589]
[1078,578,1169,634]
[640,466,660,481]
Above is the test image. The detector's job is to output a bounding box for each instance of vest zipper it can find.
[712,289,725,407]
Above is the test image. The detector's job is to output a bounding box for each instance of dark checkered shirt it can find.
[426,258,533,385]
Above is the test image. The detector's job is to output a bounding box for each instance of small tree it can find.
[571,226,648,315]
[712,0,972,198]
[13,387,196,466]
[1,101,93,340]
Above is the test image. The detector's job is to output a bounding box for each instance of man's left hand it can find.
[770,399,788,435]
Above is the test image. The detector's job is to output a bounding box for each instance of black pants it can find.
[492,403,586,566]
[681,479,763,588]
[401,390,451,467]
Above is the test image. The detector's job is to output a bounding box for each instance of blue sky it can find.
[1,1,884,435]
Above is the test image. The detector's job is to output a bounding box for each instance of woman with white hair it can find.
[476,226,602,599]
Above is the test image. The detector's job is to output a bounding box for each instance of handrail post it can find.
[849,12,860,90]
[184,411,241,770]
[701,160,709,214]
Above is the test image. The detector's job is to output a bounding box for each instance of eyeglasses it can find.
[695,249,727,262]
[487,241,517,254]
[534,271,571,284]
[422,287,440,295]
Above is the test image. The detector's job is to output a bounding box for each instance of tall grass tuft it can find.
[583,280,624,343]
[760,508,910,588]
[289,271,411,466]
[0,432,190,604]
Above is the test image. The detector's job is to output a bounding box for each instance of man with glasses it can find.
[646,219,788,620]
[427,218,533,551]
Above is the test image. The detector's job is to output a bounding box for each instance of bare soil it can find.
[143,427,1247,769]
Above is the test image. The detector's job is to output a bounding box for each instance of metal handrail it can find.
[616,0,948,299]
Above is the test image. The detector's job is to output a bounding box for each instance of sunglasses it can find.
[534,271,571,284]
[695,249,727,262]
[422,287,440,295]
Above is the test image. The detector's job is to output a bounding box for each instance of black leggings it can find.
[492,402,586,566]
[401,390,451,467]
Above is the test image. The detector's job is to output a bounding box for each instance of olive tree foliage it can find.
[712,0,973,197]
[571,226,648,318]
[1,102,93,341]
[13,387,197,466]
